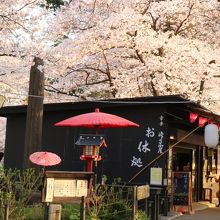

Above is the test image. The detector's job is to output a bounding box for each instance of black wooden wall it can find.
[3,103,168,184]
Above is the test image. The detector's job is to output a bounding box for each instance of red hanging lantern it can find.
[198,117,208,127]
[189,112,198,123]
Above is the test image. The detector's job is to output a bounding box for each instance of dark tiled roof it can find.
[0,95,219,122]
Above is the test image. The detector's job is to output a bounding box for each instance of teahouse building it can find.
[0,95,220,204]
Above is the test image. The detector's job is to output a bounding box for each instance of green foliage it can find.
[0,168,43,220]
[24,203,80,220]
[87,184,107,219]
[0,169,149,220]
[52,35,68,47]
[62,204,80,220]
[87,178,133,220]
[137,210,149,220]
[46,0,65,10]
[24,204,44,220]
[99,200,132,220]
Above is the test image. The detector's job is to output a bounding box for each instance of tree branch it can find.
[0,14,29,32]
[45,85,80,97]
[67,59,114,87]
[17,0,38,12]
[149,74,159,96]
[199,79,205,95]
[136,1,152,15]
[0,53,17,57]
[126,30,146,65]
[135,49,145,64]
[149,12,160,31]
[92,0,97,13]
[102,49,113,86]
[82,79,110,86]
[174,3,194,35]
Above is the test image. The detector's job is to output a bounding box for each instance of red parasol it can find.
[29,151,61,167]
[54,108,139,129]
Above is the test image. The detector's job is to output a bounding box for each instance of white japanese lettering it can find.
[131,156,143,167]
[146,127,155,138]
[157,131,164,154]
[138,140,150,153]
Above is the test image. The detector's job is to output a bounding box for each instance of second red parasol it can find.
[29,151,61,167]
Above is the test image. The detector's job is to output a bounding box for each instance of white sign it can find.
[150,167,162,185]
[44,178,88,202]
[45,178,54,202]
[54,179,77,197]
[76,180,88,197]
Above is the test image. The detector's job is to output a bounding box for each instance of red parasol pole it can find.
[94,108,100,134]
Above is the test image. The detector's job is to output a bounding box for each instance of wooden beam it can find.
[23,57,44,169]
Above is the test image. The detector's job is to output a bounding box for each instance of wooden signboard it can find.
[42,171,93,203]
[136,185,150,200]
[171,172,193,213]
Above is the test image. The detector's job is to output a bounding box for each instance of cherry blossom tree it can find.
[0,0,220,114]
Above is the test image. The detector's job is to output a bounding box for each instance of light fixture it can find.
[204,124,219,148]
[169,128,176,140]
[75,134,107,172]
[169,135,175,140]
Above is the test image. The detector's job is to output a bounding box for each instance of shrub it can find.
[87,178,133,220]
[24,204,44,220]
[0,168,43,220]
[137,210,149,220]
[62,204,80,220]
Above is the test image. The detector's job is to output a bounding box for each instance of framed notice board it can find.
[42,171,93,203]
[171,172,193,213]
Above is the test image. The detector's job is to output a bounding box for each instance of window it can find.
[85,146,94,156]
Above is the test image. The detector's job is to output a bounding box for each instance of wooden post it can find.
[44,203,49,220]
[132,186,138,220]
[4,204,9,220]
[23,57,44,169]
[145,197,148,216]
[80,196,86,220]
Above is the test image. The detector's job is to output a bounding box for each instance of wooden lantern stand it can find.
[75,134,107,187]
